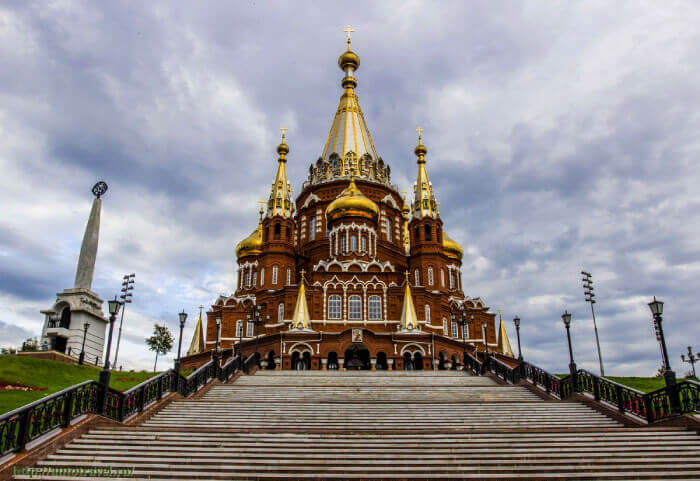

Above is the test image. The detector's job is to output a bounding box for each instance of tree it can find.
[654,366,665,377]
[145,324,174,372]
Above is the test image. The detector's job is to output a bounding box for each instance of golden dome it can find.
[338,48,360,72]
[443,231,464,261]
[235,222,263,258]
[326,178,379,222]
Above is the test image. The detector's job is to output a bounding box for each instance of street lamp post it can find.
[113,273,135,369]
[581,271,605,377]
[98,297,121,414]
[481,320,489,375]
[681,346,699,379]
[173,310,187,391]
[458,308,467,371]
[213,315,221,374]
[79,322,89,365]
[561,311,578,392]
[648,297,681,415]
[513,316,522,361]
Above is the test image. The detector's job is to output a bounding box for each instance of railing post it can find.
[643,394,655,423]
[616,384,625,413]
[16,410,30,451]
[545,374,551,395]
[593,376,600,401]
[61,390,74,428]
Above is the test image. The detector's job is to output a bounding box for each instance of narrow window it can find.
[360,236,367,252]
[309,216,316,241]
[246,321,255,337]
[236,320,243,337]
[415,226,420,242]
[348,295,362,320]
[286,268,291,285]
[274,222,281,240]
[245,269,251,287]
[328,295,341,319]
[428,267,434,286]
[442,318,448,336]
[424,224,432,241]
[449,271,455,289]
[440,269,445,287]
[260,268,265,286]
[462,322,469,339]
[424,305,431,322]
[278,303,284,322]
[368,295,381,320]
[340,236,346,253]
[414,269,420,286]
[252,270,257,287]
[451,321,458,338]
[272,266,278,285]
[386,218,392,242]
[350,235,357,251]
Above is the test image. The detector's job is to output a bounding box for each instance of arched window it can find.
[348,295,362,320]
[424,224,432,241]
[309,216,316,241]
[360,236,366,252]
[286,268,291,285]
[274,222,281,240]
[428,267,434,286]
[424,305,431,322]
[368,295,381,320]
[246,320,255,337]
[449,270,455,289]
[350,235,357,251]
[328,295,341,319]
[340,236,346,253]
[440,269,445,287]
[278,303,284,322]
[414,269,420,286]
[386,218,392,242]
[414,226,420,242]
[245,269,251,287]
[442,318,448,336]
[272,266,278,285]
[260,268,265,286]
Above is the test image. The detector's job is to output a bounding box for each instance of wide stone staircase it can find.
[15,371,700,479]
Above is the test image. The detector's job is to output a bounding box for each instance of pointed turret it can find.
[399,271,419,331]
[267,128,294,218]
[496,308,514,357]
[187,306,206,356]
[291,270,312,330]
[412,128,439,219]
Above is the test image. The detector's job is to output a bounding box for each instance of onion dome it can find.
[338,48,360,72]
[235,205,264,258]
[326,177,379,222]
[442,232,464,261]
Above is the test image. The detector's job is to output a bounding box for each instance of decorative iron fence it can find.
[0,355,244,457]
[463,351,482,374]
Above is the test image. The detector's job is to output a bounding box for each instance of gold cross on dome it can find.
[416,127,423,144]
[343,25,355,45]
[280,126,288,141]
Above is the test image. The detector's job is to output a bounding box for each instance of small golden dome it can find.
[338,48,360,72]
[414,143,427,157]
[326,178,379,222]
[277,141,289,157]
[235,222,263,258]
[443,231,464,261]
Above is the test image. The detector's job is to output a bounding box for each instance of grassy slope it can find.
[0,356,161,415]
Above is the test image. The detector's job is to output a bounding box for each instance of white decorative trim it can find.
[288,342,314,353]
[313,259,395,273]
[381,194,398,209]
[301,193,321,209]
[400,343,426,356]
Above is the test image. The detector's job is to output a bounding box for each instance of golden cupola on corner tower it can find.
[326,176,379,222]
[266,128,295,218]
[442,232,464,261]
[412,127,439,219]
[235,205,264,259]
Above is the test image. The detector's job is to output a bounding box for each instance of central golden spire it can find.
[321,28,379,171]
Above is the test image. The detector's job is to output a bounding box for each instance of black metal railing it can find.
[0,354,248,456]
[243,352,259,374]
[519,361,572,399]
[487,356,522,384]
[463,351,482,374]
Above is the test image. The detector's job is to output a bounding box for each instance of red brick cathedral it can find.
[198,37,514,371]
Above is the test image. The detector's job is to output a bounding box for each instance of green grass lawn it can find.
[557,374,694,393]
[0,356,164,415]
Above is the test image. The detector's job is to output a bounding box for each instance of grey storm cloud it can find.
[0,1,699,373]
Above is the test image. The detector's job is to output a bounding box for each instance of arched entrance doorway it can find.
[438,351,447,370]
[376,352,388,370]
[327,351,339,370]
[265,350,276,370]
[403,352,413,370]
[413,352,424,370]
[290,351,311,370]
[344,343,370,370]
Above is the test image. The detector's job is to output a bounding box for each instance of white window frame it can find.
[350,234,357,251]
[260,268,265,286]
[414,269,420,286]
[236,320,243,337]
[428,267,434,286]
[278,303,284,322]
[449,271,455,289]
[252,271,257,287]
[246,321,255,337]
[451,321,458,338]
[328,295,341,319]
[424,304,431,322]
[462,322,469,339]
[286,268,291,286]
[442,318,448,336]
[272,266,278,285]
[309,216,316,241]
[386,218,392,242]
[441,269,445,287]
[340,236,346,253]
[368,295,381,320]
[245,269,251,287]
[348,295,362,320]
[360,236,366,252]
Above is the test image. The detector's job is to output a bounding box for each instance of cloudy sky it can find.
[1,1,699,375]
